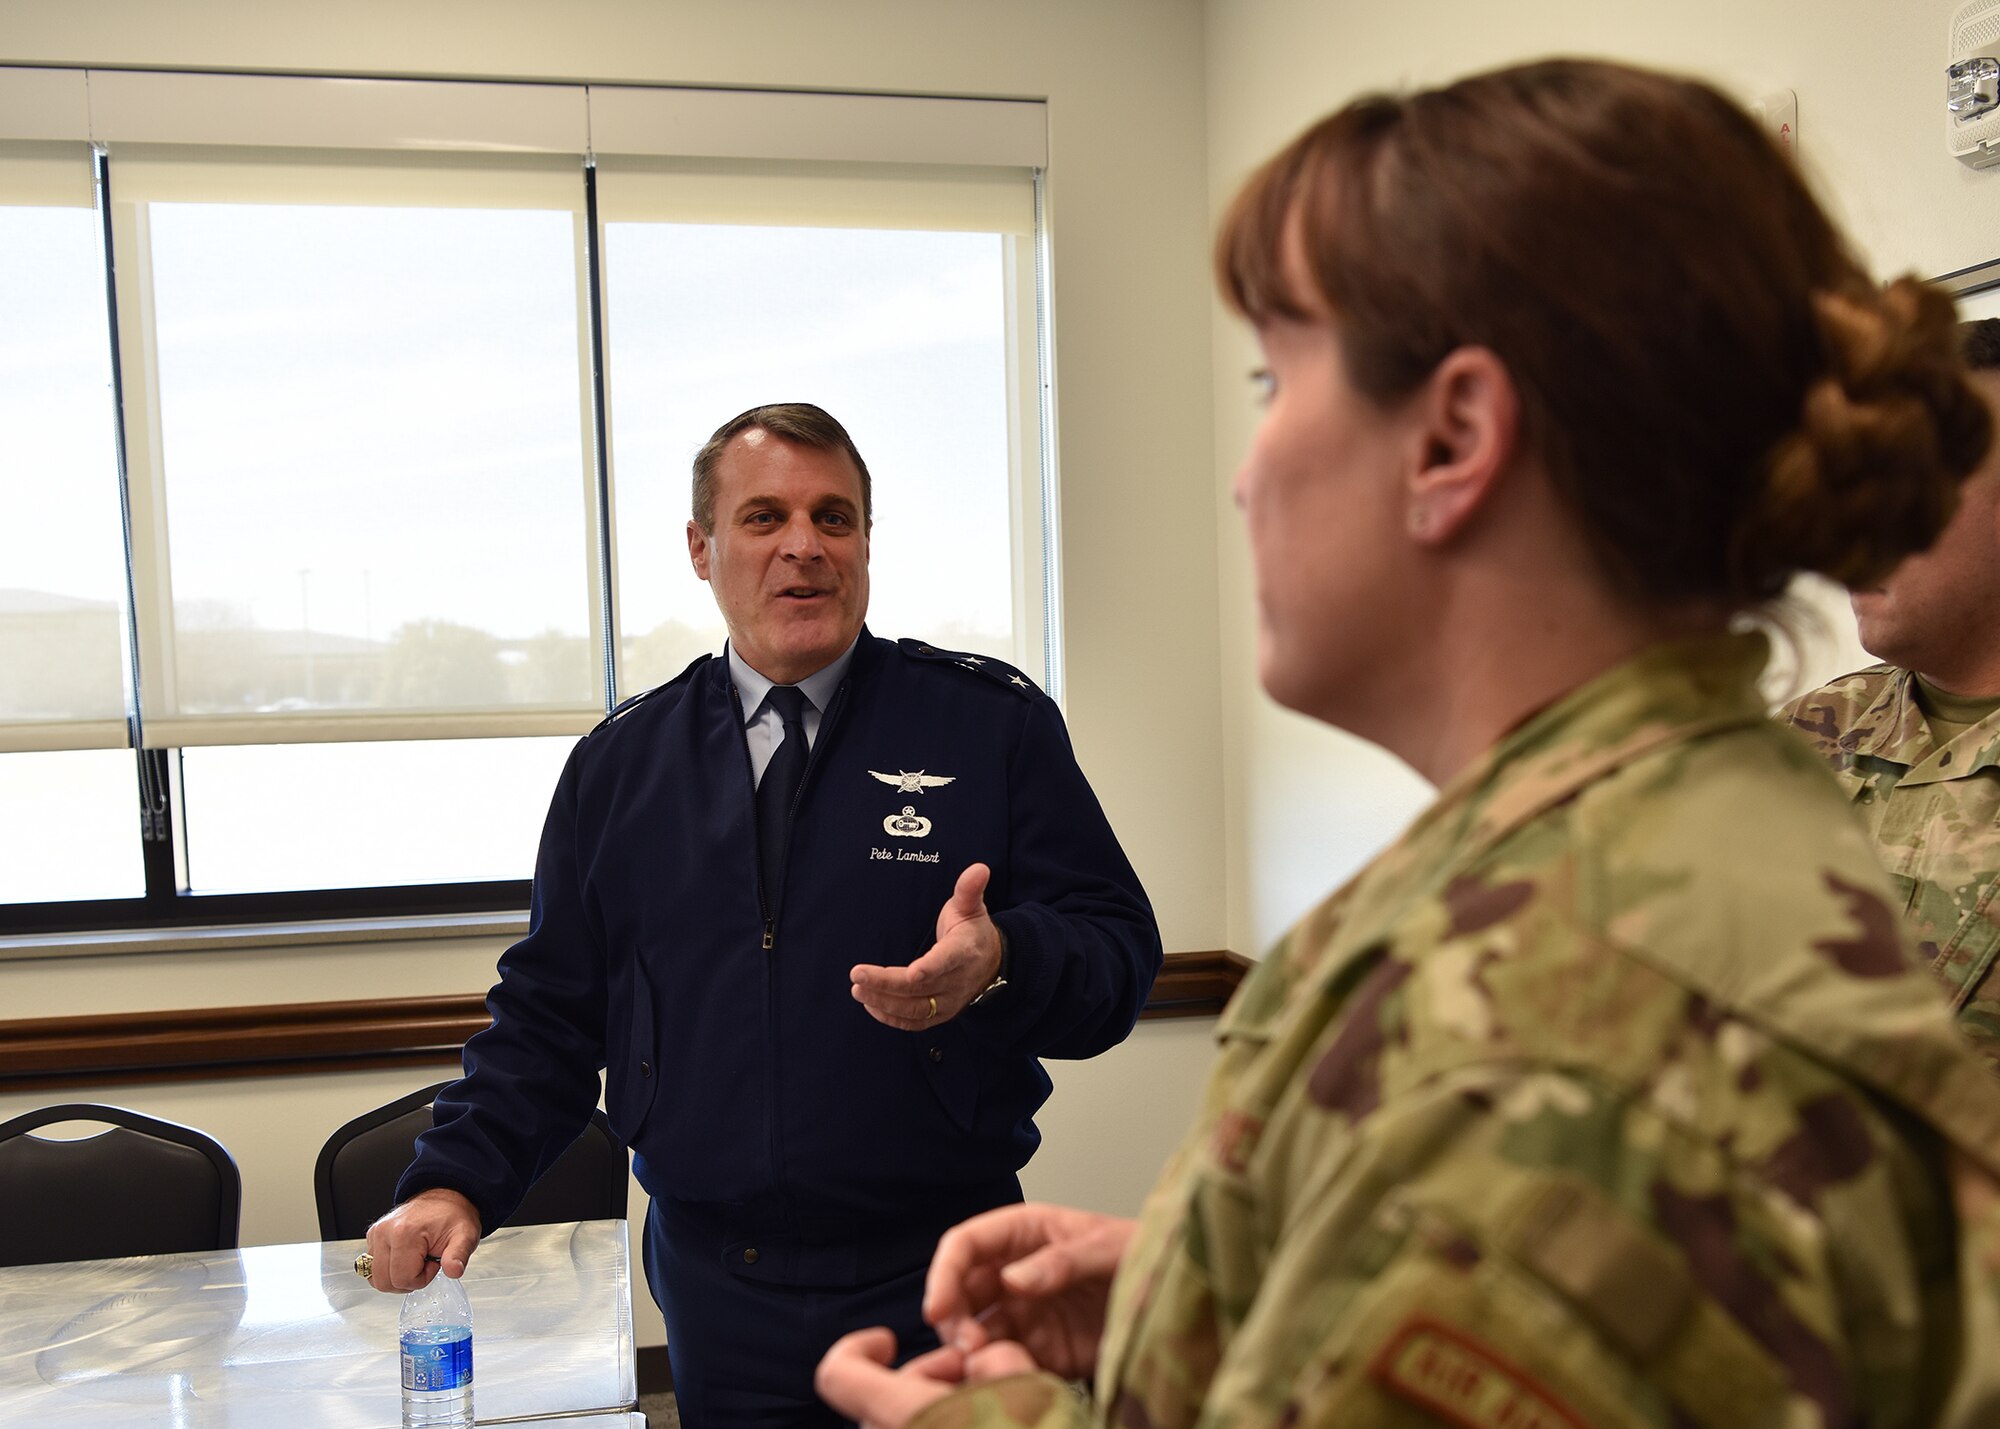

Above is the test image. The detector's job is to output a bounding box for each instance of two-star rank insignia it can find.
[899,639,1044,699]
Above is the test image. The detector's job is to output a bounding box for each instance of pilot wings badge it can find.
[871,771,951,838]
[870,770,956,794]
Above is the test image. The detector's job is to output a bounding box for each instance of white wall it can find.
[1204,0,2000,956]
[0,0,1225,1357]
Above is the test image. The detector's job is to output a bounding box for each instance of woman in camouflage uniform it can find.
[819,58,2000,1429]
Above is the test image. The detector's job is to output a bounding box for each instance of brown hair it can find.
[1217,59,1991,605]
[691,402,874,532]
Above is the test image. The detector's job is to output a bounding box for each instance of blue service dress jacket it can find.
[398,630,1162,1261]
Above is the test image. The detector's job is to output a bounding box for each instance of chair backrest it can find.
[0,1103,242,1267]
[314,1081,628,1242]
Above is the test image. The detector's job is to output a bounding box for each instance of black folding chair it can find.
[314,1081,628,1241]
[0,1103,243,1267]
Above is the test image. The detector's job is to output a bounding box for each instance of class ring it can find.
[353,1251,374,1281]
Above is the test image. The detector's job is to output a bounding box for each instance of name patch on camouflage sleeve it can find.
[1370,1316,1591,1429]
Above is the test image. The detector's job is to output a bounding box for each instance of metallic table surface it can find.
[0,1218,637,1428]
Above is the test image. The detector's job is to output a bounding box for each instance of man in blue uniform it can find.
[360,403,1162,1429]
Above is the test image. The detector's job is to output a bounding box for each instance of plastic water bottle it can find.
[399,1268,474,1428]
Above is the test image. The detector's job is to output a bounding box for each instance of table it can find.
[0,1218,640,1427]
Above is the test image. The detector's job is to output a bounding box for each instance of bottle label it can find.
[400,1331,473,1392]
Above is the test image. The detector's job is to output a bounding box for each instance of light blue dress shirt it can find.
[726,638,859,787]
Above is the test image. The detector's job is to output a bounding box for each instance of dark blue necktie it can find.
[756,685,811,904]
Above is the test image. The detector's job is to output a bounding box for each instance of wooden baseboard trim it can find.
[1141,949,1254,1018]
[0,951,1248,1093]
[0,994,484,1092]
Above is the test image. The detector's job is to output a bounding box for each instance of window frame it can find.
[0,67,1055,941]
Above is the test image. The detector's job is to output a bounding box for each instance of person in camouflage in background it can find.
[817,59,2000,1429]
[1782,319,2000,1073]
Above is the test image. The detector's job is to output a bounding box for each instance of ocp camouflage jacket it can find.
[915,634,2000,1429]
[1783,663,2000,1072]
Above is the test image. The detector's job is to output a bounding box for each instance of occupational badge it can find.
[884,805,933,838]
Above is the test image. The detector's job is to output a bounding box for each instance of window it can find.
[597,158,1043,692]
[127,170,600,735]
[0,69,1051,934]
[0,139,140,906]
[177,739,576,894]
[108,148,600,899]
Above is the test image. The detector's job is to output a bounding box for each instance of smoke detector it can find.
[1949,0,2000,166]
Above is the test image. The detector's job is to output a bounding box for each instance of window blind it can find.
[0,67,1052,751]
[0,139,128,756]
[103,145,604,749]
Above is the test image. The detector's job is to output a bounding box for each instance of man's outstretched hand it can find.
[850,863,1004,1029]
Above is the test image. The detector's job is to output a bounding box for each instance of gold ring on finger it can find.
[353,1251,374,1281]
[927,995,938,1020]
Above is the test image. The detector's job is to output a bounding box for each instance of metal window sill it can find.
[0,910,529,963]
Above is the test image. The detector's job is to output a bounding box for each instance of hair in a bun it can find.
[1217,58,1992,610]
[1748,280,1991,593]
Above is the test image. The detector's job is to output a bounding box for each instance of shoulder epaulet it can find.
[897,638,1046,699]
[590,653,713,734]
[1781,662,1901,722]
[591,684,664,734]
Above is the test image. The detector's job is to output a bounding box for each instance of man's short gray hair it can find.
[691,403,874,532]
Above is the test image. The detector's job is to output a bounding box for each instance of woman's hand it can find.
[815,1329,970,1429]
[816,1330,1054,1429]
[923,1202,1136,1380]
